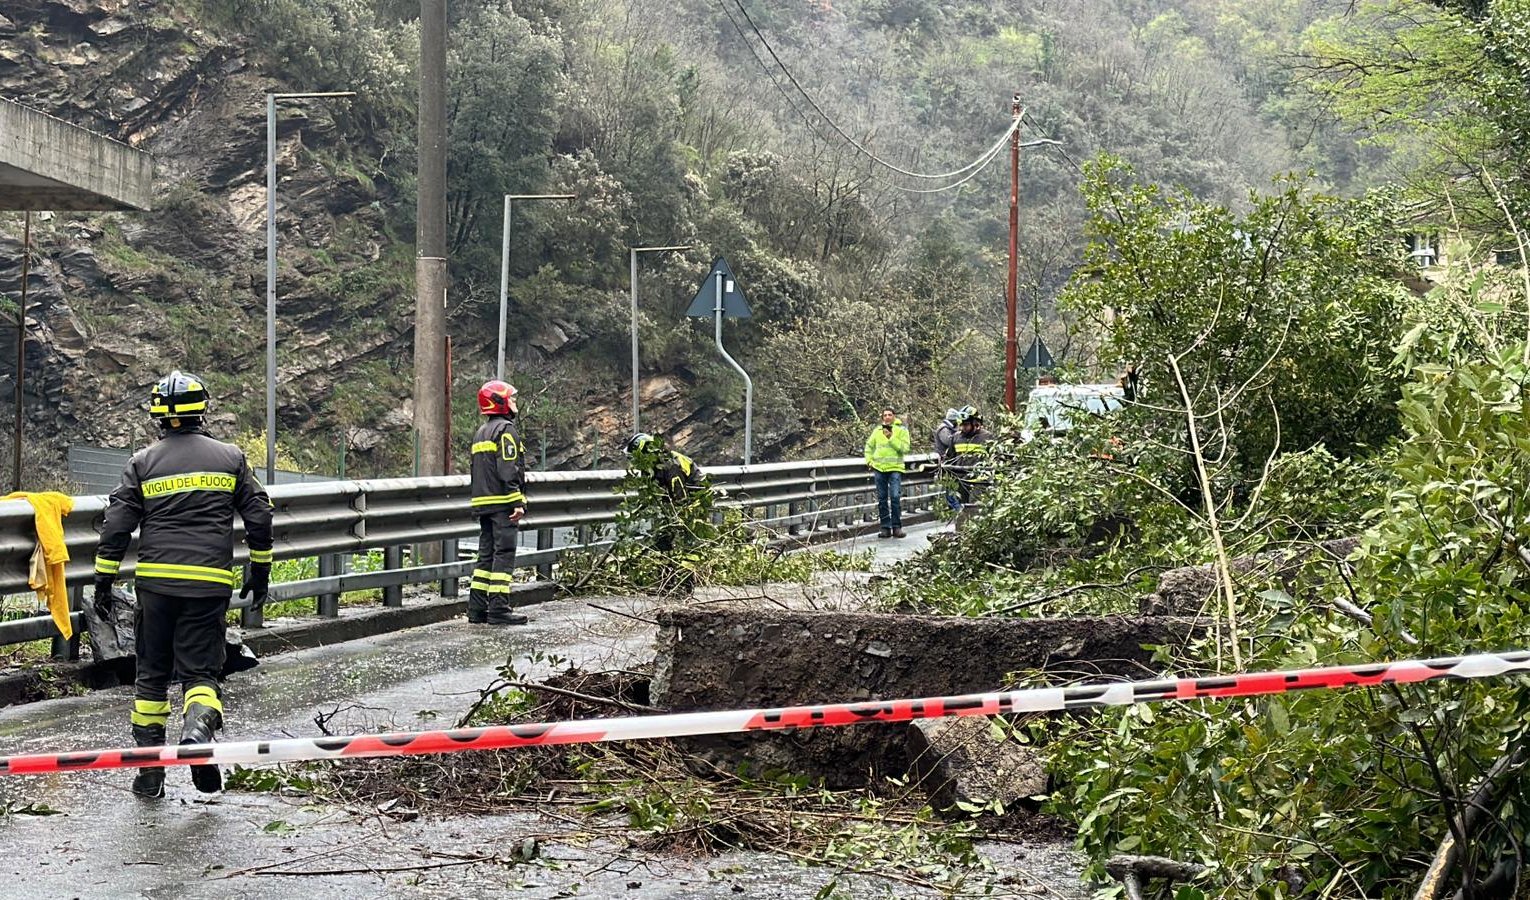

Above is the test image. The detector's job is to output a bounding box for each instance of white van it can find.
[1022,382,1126,439]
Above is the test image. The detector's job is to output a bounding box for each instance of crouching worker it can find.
[624,433,713,593]
[625,433,709,503]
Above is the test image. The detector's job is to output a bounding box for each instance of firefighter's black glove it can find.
[92,575,115,620]
[240,562,270,612]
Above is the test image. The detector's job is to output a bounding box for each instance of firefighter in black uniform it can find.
[623,432,713,594]
[951,406,995,505]
[624,433,709,502]
[93,371,273,798]
[468,380,528,626]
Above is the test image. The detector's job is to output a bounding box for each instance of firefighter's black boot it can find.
[466,588,489,624]
[485,592,527,625]
[180,701,223,794]
[130,724,166,799]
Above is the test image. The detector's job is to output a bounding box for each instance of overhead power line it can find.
[715,0,828,141]
[723,0,1020,183]
[892,135,1066,194]
[1022,111,1083,175]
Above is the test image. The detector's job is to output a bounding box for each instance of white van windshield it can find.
[1024,385,1124,432]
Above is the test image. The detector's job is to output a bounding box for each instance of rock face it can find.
[652,607,1209,787]
[0,0,414,476]
[0,0,796,482]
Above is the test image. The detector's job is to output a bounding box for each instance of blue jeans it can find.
[874,470,902,529]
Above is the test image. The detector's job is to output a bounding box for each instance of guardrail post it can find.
[440,539,460,597]
[536,527,553,580]
[318,554,341,618]
[788,500,804,536]
[52,586,82,661]
[382,545,404,607]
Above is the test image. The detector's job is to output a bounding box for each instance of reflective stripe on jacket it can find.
[655,451,708,501]
[470,416,527,512]
[953,428,995,469]
[96,429,273,598]
[864,421,912,473]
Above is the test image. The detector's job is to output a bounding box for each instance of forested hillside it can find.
[3,0,1368,479]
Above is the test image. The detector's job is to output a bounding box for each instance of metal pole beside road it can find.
[629,247,636,427]
[714,271,753,464]
[266,90,354,483]
[10,211,30,492]
[498,195,512,381]
[497,194,574,380]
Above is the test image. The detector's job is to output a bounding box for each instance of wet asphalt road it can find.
[0,524,1088,899]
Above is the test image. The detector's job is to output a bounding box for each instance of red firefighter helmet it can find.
[477,380,518,415]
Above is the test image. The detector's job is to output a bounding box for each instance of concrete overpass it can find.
[0,97,152,211]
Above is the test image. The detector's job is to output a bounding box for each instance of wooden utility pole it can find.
[1004,94,1021,412]
[413,0,448,482]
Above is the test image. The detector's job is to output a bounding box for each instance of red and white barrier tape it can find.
[2,650,1527,776]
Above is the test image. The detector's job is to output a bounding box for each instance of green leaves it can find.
[889,165,1530,896]
[1065,157,1408,482]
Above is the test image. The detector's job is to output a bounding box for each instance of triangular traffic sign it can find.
[685,256,752,318]
[1022,335,1054,369]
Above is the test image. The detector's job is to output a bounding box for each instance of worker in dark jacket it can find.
[624,433,709,502]
[933,407,963,512]
[952,407,995,505]
[93,371,273,798]
[469,380,528,626]
[933,408,960,462]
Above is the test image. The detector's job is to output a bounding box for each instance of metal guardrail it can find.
[67,445,336,494]
[0,455,941,653]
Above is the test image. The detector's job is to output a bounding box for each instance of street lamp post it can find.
[497,193,575,381]
[629,244,691,431]
[266,90,354,484]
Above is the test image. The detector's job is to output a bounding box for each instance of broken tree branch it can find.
[986,565,1166,616]
[1105,854,1208,898]
[248,856,499,877]
[1169,350,1242,669]
[1412,743,1530,900]
[502,679,665,715]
